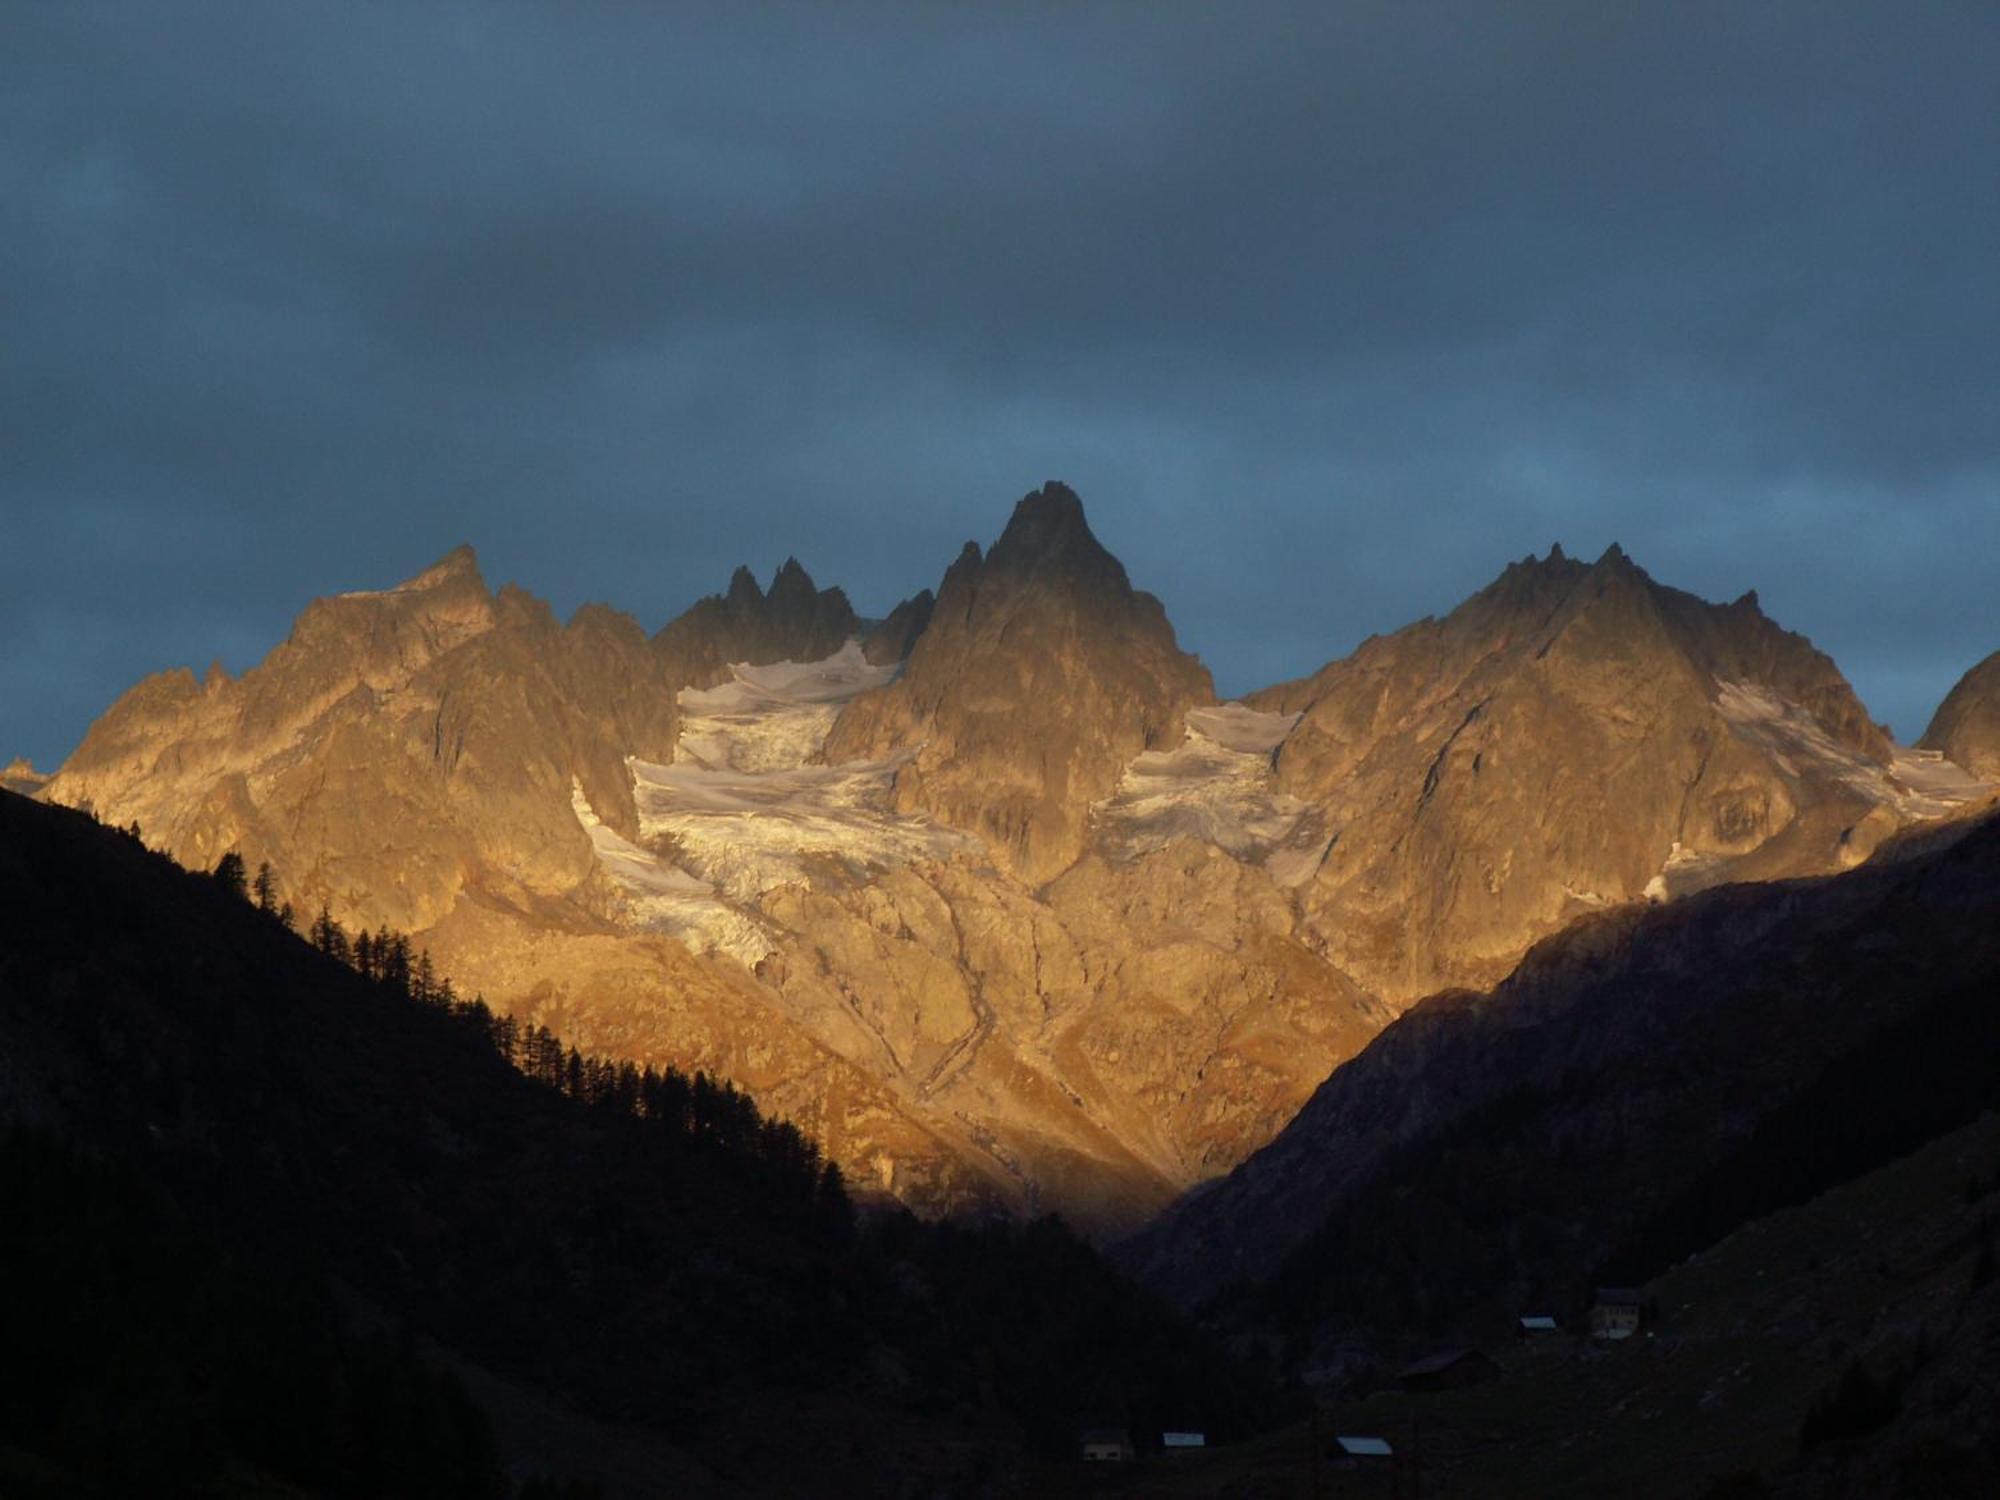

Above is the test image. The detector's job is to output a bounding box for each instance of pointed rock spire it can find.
[725,565,764,608]
[655,557,860,690]
[404,544,486,594]
[825,483,1211,882]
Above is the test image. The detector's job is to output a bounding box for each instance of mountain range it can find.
[31,483,2000,1238]
[14,479,2000,1495]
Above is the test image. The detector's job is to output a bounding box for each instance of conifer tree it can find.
[412,950,438,1007]
[253,862,278,914]
[382,932,412,996]
[213,851,249,901]
[310,905,350,965]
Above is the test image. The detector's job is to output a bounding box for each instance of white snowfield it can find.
[571,781,777,964]
[573,642,974,965]
[1096,704,1322,881]
[1714,680,1992,820]
[575,651,1996,959]
[1634,681,1996,901]
[674,646,901,772]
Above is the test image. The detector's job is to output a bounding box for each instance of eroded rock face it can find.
[1922,650,2000,779]
[824,483,1215,884]
[0,758,43,797]
[39,504,1985,1239]
[861,589,935,665]
[653,558,860,690]
[1251,544,1914,1005]
[43,548,680,933]
[569,637,1380,1235]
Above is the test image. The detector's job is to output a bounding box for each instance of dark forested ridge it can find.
[1156,809,2000,1375]
[0,790,1286,1498]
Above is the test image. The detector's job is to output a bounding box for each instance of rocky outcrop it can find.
[43,547,681,933]
[38,508,1985,1241]
[1251,544,1907,1006]
[729,835,1385,1231]
[0,758,42,797]
[1921,649,2000,779]
[860,589,935,665]
[825,483,1214,884]
[654,558,859,690]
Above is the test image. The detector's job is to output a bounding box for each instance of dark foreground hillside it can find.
[1118,805,2000,1492]
[0,791,1287,1498]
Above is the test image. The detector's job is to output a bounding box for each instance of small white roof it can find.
[1336,1435,1393,1457]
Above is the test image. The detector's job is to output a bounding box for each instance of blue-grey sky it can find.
[4,2,1996,770]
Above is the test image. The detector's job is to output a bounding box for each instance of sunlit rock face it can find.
[1247,544,1969,1006]
[567,639,1382,1234]
[44,548,680,933]
[40,497,1989,1237]
[1,758,43,797]
[824,482,1216,885]
[1922,649,2000,780]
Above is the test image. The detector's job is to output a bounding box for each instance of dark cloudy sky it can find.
[5,2,1997,769]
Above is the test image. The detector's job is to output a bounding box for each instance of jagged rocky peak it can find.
[1921,649,2000,779]
[983,480,1129,590]
[43,546,689,937]
[825,482,1213,883]
[286,543,497,664]
[1,757,44,797]
[654,556,861,690]
[1256,542,1912,1007]
[404,542,485,591]
[862,588,936,665]
[726,563,763,609]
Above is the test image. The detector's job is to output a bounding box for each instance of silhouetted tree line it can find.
[204,851,847,1234]
[0,1130,598,1500]
[5,799,1293,1488]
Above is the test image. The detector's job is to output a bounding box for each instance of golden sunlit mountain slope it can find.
[37,486,1993,1232]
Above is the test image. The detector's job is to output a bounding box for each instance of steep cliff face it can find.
[860,588,935,665]
[653,558,859,690]
[38,506,1986,1238]
[1251,545,1925,1006]
[44,548,680,933]
[824,483,1214,884]
[1921,649,2000,779]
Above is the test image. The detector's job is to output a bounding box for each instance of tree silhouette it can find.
[253,862,279,914]
[213,851,248,901]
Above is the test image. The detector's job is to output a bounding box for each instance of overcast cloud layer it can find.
[4,2,1997,768]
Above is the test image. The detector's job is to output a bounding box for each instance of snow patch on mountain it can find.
[676,642,902,772]
[1096,704,1314,874]
[1717,681,1992,818]
[569,781,775,966]
[574,643,975,959]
